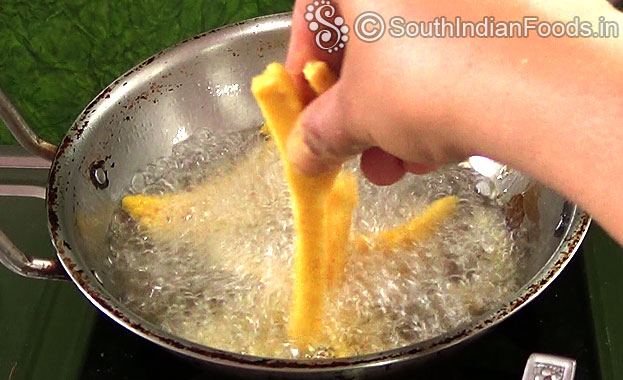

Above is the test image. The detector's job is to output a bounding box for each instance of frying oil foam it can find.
[105,128,530,359]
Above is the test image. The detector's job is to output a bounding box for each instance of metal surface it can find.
[0,88,57,161]
[522,353,576,380]
[0,12,592,376]
[0,228,66,280]
[468,156,534,202]
[0,154,66,280]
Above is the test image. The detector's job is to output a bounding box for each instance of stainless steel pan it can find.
[0,13,590,377]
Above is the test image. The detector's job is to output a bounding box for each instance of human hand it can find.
[285,0,622,185]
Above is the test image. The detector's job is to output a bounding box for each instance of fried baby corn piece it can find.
[356,195,459,253]
[325,172,359,290]
[252,63,339,345]
[121,193,175,229]
[302,61,359,290]
[303,61,338,95]
[121,142,272,230]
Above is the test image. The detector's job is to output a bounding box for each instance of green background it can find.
[0,0,293,145]
[0,1,296,378]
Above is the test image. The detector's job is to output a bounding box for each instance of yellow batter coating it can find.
[325,172,358,291]
[121,193,174,229]
[252,62,339,345]
[356,196,459,253]
[120,142,272,231]
[303,61,338,95]
[302,61,358,291]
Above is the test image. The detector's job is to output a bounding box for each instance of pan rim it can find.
[45,12,592,373]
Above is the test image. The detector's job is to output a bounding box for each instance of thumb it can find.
[286,83,371,175]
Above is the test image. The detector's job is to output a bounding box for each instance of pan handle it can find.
[522,353,576,380]
[0,88,65,280]
[0,227,67,280]
[0,88,57,161]
[0,156,67,280]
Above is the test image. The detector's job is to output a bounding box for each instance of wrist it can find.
[466,26,623,241]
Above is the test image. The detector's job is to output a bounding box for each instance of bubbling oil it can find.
[105,128,529,359]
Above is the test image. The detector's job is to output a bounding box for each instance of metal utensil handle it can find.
[522,353,576,380]
[0,88,65,280]
[0,184,67,280]
[0,88,56,161]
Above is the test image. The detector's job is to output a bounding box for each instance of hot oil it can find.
[106,128,530,359]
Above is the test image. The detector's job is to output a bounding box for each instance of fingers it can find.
[285,1,442,183]
[286,82,373,175]
[360,149,438,186]
[286,81,438,182]
[285,79,438,183]
[403,162,439,175]
[286,125,341,175]
[360,147,406,186]
[286,0,345,104]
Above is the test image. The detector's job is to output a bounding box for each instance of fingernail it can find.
[287,126,337,176]
[287,127,318,172]
[302,127,328,159]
